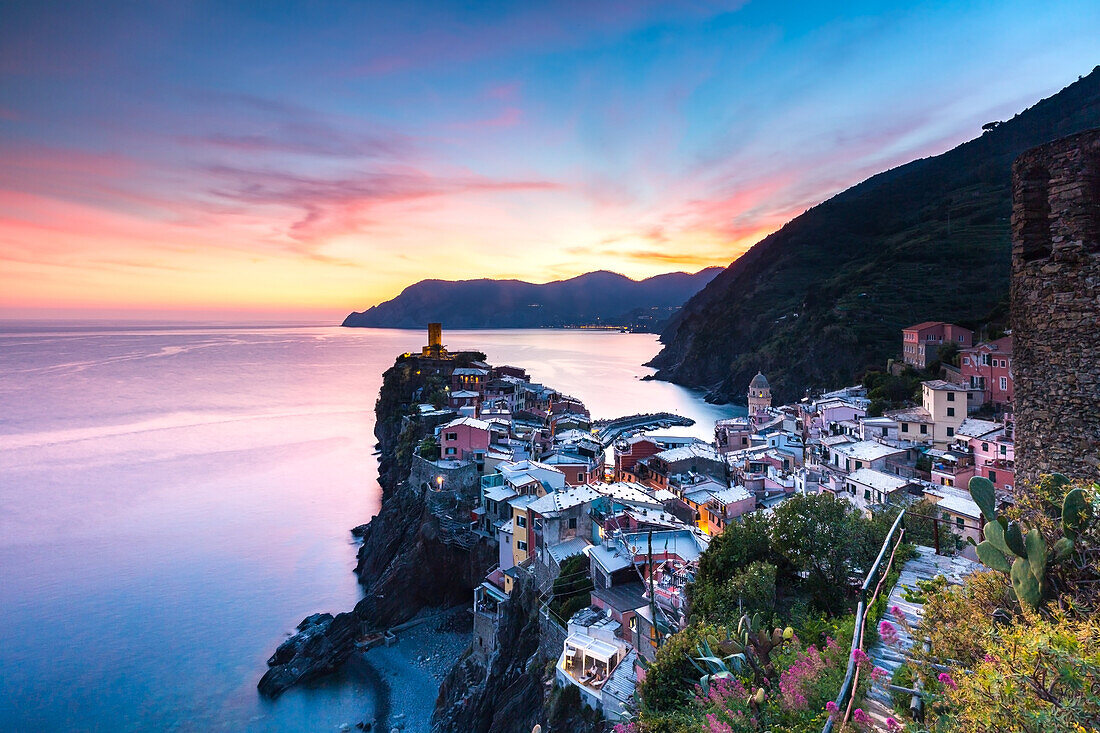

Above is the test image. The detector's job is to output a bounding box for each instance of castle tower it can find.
[747,372,772,415]
[421,322,448,359]
[1010,129,1100,485]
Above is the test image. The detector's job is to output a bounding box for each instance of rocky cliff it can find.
[259,352,495,698]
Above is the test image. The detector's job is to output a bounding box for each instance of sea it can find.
[0,323,737,731]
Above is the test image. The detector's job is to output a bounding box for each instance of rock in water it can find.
[257,612,358,698]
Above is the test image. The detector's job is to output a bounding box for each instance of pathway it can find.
[861,546,980,726]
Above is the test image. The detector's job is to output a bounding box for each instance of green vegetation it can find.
[890,477,1100,732]
[548,554,594,626]
[863,367,924,416]
[651,68,1100,403]
[629,493,915,732]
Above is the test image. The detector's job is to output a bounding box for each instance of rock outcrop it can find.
[257,612,359,698]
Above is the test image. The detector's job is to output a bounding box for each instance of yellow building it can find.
[921,380,968,447]
[510,495,539,565]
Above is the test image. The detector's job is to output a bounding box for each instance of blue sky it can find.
[1,0,1097,317]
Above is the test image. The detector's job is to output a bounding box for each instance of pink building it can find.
[959,336,1014,408]
[439,416,492,460]
[901,322,974,369]
[970,427,1015,493]
[715,417,753,454]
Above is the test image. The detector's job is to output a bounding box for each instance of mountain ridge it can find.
[342,267,723,330]
[649,66,1100,404]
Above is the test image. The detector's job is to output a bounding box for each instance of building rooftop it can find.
[654,443,720,463]
[452,367,489,376]
[484,485,519,502]
[749,372,770,390]
[547,537,592,564]
[956,418,1003,439]
[848,468,911,493]
[528,485,602,516]
[903,321,947,331]
[886,406,934,423]
[834,440,906,461]
[621,529,707,563]
[594,481,663,507]
[589,543,633,574]
[923,379,969,392]
[442,416,490,430]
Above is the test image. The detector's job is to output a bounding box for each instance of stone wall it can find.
[1010,129,1100,484]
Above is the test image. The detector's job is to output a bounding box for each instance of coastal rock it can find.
[258,611,358,698]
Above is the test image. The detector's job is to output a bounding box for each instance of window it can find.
[1000,445,1007,455]
[855,460,863,470]
[445,432,457,441]
[864,489,871,501]
[947,392,955,402]
[516,540,527,552]
[577,472,584,483]
[445,447,456,455]
[515,515,526,528]
[902,423,909,433]
[568,517,577,530]
[920,424,928,434]
[947,407,955,417]
[982,442,989,451]
[988,470,997,483]
[962,357,970,365]
[947,427,954,437]
[956,517,965,529]
[1000,377,1008,391]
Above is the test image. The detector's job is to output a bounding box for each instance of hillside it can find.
[342,268,722,330]
[649,67,1100,404]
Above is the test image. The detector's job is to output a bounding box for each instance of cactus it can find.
[968,476,1094,611]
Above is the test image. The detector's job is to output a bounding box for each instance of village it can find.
[398,317,1017,724]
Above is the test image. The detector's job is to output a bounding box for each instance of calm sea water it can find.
[0,324,735,732]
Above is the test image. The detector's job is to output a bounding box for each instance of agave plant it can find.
[691,613,793,693]
[969,474,1094,610]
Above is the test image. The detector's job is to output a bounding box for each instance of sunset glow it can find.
[2,0,1097,320]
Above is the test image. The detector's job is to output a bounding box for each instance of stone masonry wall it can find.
[1010,128,1100,485]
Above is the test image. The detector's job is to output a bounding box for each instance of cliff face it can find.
[650,67,1100,405]
[259,352,495,697]
[432,573,545,733]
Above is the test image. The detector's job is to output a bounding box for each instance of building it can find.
[422,322,448,359]
[959,336,1014,408]
[842,468,913,514]
[1010,130,1100,484]
[901,322,974,369]
[920,380,969,447]
[747,372,772,415]
[438,416,492,461]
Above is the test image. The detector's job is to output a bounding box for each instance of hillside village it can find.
[402,313,1022,724]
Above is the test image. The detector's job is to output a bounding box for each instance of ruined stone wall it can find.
[1010,129,1100,484]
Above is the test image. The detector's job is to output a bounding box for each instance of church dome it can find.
[749,372,770,391]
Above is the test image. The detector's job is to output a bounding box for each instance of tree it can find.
[688,512,773,621]
[417,435,439,460]
[772,493,866,611]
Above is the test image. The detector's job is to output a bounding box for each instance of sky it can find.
[1,1,1097,321]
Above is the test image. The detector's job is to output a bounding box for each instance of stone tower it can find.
[1010,129,1100,485]
[747,372,772,414]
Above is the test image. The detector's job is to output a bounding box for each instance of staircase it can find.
[861,547,980,725]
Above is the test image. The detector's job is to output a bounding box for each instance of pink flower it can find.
[871,666,888,683]
[825,700,839,718]
[703,713,733,733]
[886,717,902,731]
[938,672,958,690]
[852,648,871,669]
[879,620,900,646]
[853,708,872,727]
[891,604,903,619]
